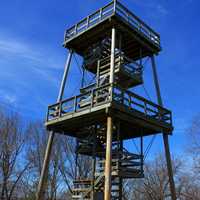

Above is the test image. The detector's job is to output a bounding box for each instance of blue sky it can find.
[0,0,199,158]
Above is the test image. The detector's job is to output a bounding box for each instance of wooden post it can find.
[36,49,73,200]
[104,27,116,200]
[104,116,113,200]
[110,27,116,84]
[150,55,177,200]
[104,26,116,200]
[109,27,116,102]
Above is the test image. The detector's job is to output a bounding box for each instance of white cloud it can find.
[0,89,17,104]
[32,66,60,85]
[128,0,169,16]
[0,35,64,86]
[0,35,63,70]
[156,4,168,16]
[0,37,41,62]
[4,94,16,104]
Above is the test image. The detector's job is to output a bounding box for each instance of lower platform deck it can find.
[45,84,173,140]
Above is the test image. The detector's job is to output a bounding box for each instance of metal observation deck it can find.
[63,1,161,60]
[46,84,172,140]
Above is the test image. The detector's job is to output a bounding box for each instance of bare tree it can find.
[180,113,200,200]
[176,173,200,200]
[187,114,200,175]
[0,108,30,200]
[25,121,64,200]
[58,136,92,194]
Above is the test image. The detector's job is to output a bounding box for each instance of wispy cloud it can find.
[130,0,194,17]
[0,37,42,63]
[0,34,63,84]
[0,33,65,113]
[128,0,169,16]
[0,89,17,105]
[32,66,60,85]
[4,94,16,104]
[156,4,168,16]
[0,34,64,67]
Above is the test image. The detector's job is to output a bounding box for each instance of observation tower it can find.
[36,1,176,200]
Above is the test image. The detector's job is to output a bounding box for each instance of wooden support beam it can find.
[110,27,116,84]
[104,116,113,200]
[36,49,73,200]
[150,55,177,200]
[104,26,116,200]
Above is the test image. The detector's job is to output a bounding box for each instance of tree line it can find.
[0,107,200,200]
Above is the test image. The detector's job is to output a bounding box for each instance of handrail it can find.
[125,89,170,114]
[64,1,114,40]
[47,83,111,121]
[117,86,171,119]
[116,1,160,39]
[63,1,160,47]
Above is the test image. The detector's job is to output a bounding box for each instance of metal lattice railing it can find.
[64,1,160,47]
[46,84,172,125]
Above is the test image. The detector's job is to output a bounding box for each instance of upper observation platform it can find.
[63,1,161,60]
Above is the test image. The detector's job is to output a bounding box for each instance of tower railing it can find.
[115,1,160,45]
[46,84,172,126]
[64,1,160,47]
[64,2,114,41]
[46,83,111,121]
